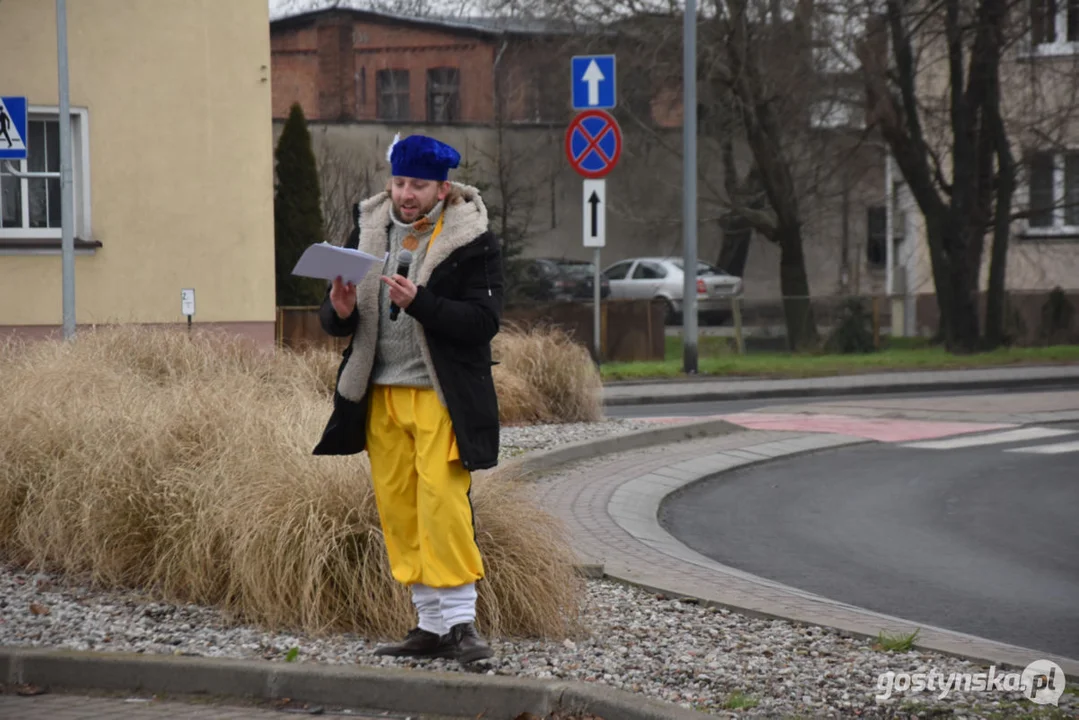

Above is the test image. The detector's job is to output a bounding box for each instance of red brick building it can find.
[270,8,579,125]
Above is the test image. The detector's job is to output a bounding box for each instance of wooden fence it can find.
[275,299,668,362]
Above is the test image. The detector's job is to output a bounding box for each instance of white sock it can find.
[439,582,478,630]
[411,584,445,635]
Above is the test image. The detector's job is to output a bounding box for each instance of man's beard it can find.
[394,197,437,222]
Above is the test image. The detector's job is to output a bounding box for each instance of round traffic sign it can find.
[565,109,622,178]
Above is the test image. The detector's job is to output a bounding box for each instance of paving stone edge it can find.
[0,646,711,720]
[501,417,745,478]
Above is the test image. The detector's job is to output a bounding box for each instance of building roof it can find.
[432,14,582,35]
[269,2,582,37]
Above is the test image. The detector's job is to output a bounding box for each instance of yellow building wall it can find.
[0,0,276,337]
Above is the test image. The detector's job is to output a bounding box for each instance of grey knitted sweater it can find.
[370,201,444,388]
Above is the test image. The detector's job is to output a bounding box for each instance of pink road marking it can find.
[714,412,1016,443]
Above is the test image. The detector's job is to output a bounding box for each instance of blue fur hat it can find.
[388,134,461,181]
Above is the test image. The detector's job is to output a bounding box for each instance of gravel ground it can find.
[2,565,1075,719]
[499,418,659,458]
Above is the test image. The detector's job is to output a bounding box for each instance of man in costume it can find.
[314,134,503,664]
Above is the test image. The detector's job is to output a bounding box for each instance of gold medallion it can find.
[412,217,432,233]
[402,234,419,252]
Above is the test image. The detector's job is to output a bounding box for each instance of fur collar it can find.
[357,182,490,283]
[336,183,491,405]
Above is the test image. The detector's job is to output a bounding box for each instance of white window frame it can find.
[0,105,91,246]
[1027,0,1079,56]
[1022,148,1079,237]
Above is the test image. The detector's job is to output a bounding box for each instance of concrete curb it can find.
[0,647,711,720]
[501,417,744,477]
[602,367,1079,406]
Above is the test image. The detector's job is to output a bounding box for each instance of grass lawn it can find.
[600,335,1079,381]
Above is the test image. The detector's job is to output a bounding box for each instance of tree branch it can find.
[860,0,946,220]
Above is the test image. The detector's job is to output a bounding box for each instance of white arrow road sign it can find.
[583,179,606,248]
[571,55,616,110]
[582,60,605,107]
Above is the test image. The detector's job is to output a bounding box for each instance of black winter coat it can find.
[312,191,504,471]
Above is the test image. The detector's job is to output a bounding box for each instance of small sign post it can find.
[583,179,606,362]
[583,179,605,248]
[566,56,619,363]
[181,288,195,335]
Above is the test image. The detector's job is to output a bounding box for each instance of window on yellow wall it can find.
[427,68,460,124]
[0,107,92,248]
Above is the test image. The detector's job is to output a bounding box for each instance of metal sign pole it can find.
[582,179,606,363]
[593,247,601,362]
[682,0,698,374]
[56,0,76,339]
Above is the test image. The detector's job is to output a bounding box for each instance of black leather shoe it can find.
[373,627,454,658]
[445,622,494,663]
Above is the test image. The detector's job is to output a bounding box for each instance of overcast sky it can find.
[269,0,351,20]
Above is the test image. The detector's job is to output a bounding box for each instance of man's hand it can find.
[382,274,418,312]
[330,276,357,320]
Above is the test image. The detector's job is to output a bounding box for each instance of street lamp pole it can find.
[57,0,76,339]
[682,0,698,374]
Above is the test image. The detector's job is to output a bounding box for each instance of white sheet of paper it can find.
[291,243,388,286]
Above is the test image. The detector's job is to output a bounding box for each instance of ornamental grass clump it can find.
[0,325,584,639]
[492,322,603,425]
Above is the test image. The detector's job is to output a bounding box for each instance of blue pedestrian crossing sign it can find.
[0,97,28,161]
[571,55,616,110]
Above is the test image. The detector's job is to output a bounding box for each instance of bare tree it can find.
[850,0,1079,350]
[464,45,564,302]
[312,135,385,244]
[597,1,883,348]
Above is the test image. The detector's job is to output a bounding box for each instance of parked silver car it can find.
[602,257,743,324]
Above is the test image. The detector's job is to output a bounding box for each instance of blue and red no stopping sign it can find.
[565,109,622,178]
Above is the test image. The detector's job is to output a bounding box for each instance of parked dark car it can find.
[514,258,611,303]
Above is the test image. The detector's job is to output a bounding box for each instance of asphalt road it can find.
[658,423,1079,660]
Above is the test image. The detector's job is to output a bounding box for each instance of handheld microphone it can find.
[389,249,413,321]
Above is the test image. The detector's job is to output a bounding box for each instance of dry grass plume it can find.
[492,322,603,425]
[0,326,585,639]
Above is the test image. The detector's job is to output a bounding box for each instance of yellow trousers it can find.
[366,384,485,588]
